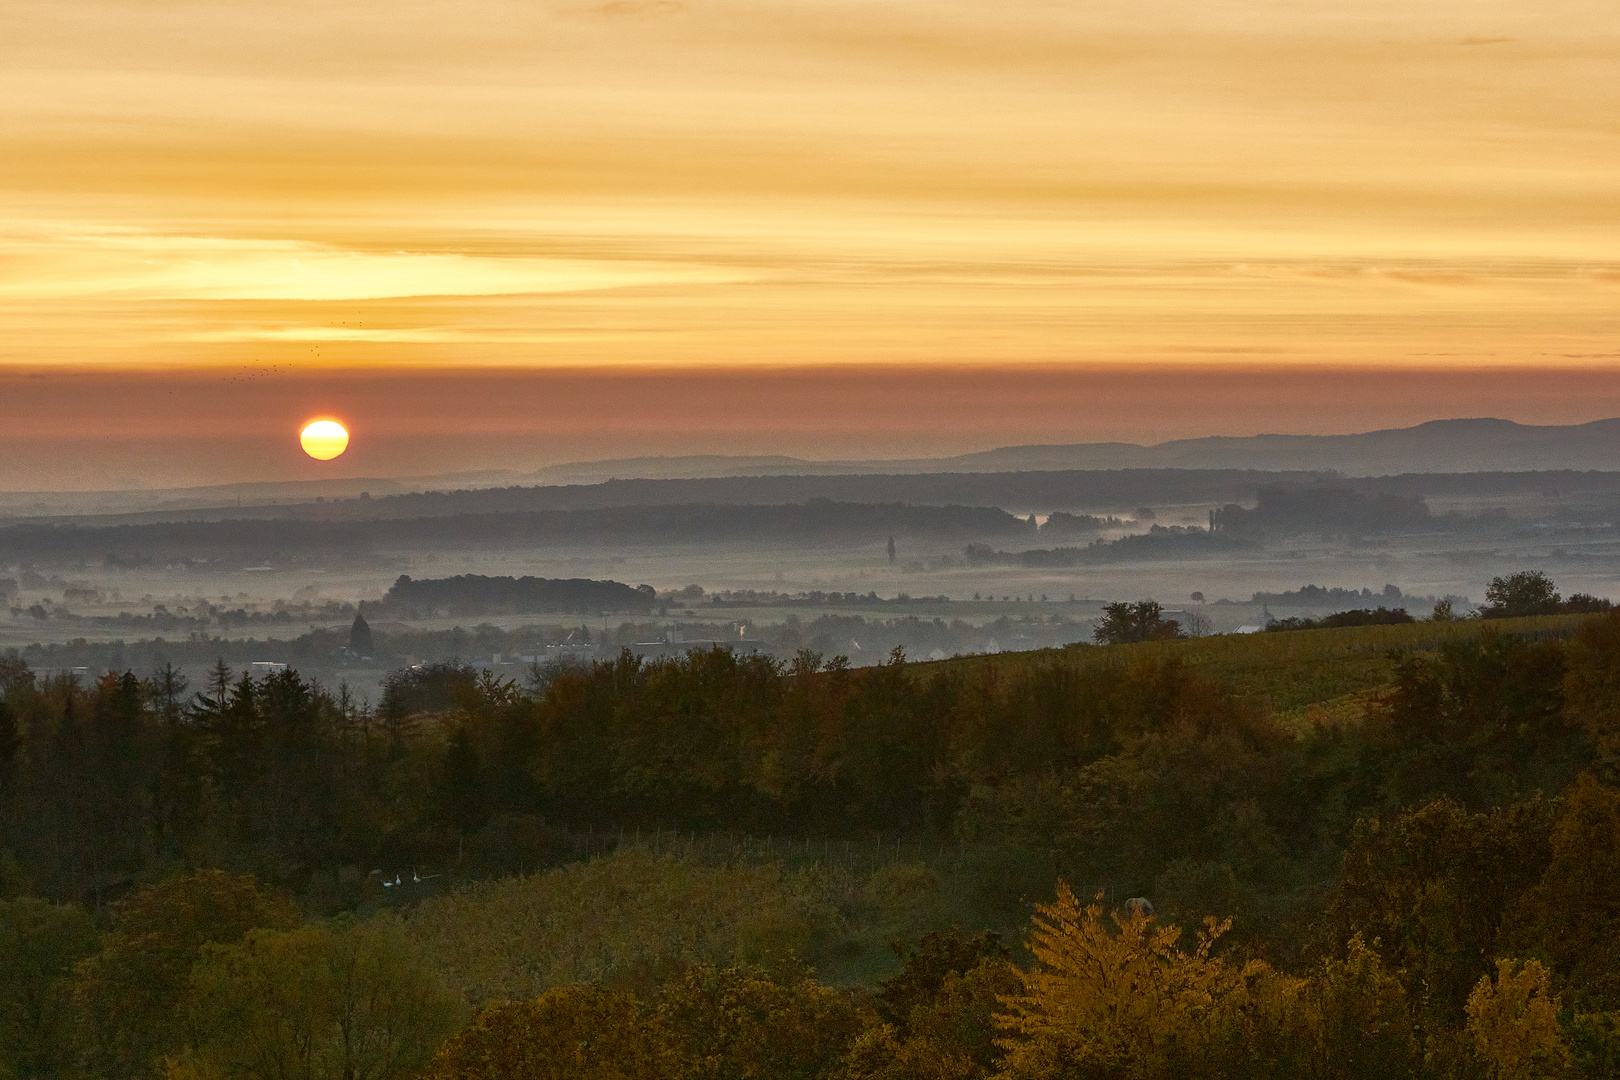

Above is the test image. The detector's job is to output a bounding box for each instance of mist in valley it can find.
[9,434,1620,704]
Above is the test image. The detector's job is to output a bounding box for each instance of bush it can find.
[1502,775,1620,1012]
[73,870,300,1079]
[848,929,1018,1080]
[994,884,1303,1080]
[406,848,842,1004]
[1093,602,1182,646]
[655,965,868,1080]
[0,898,97,1079]
[1479,572,1608,620]
[1265,607,1415,632]
[1466,959,1571,1080]
[425,986,674,1080]
[180,914,462,1080]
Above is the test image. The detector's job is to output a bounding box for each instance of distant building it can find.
[249,661,288,675]
[543,642,601,662]
[629,636,765,660]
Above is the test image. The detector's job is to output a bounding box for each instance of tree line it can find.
[1,597,1615,920]
[0,501,1031,566]
[965,526,1252,567]
[374,575,658,617]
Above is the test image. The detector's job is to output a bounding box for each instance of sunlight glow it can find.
[300,419,350,460]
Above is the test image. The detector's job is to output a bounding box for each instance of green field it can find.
[933,612,1594,718]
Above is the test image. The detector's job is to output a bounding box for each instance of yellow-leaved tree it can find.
[174,914,462,1080]
[424,985,678,1080]
[992,884,1301,1080]
[1466,959,1572,1080]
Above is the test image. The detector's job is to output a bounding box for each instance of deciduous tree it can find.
[73,871,299,1080]
[0,897,97,1080]
[182,914,461,1080]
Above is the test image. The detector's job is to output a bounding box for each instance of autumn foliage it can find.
[3,607,1620,1078]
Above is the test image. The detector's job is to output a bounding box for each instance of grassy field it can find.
[404,841,1051,994]
[930,612,1596,717]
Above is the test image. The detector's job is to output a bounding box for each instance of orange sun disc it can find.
[300,420,349,460]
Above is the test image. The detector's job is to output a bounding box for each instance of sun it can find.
[300,419,350,460]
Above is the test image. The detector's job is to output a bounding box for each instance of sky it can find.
[3,0,1618,487]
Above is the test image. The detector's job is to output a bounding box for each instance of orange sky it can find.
[8,366,1620,491]
[3,0,1618,483]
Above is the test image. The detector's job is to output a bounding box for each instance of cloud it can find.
[2,0,1618,376]
[0,229,747,302]
[583,0,685,17]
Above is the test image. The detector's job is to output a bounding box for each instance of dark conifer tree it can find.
[85,673,153,880]
[435,724,490,843]
[0,698,16,794]
[149,663,187,723]
[206,659,233,707]
[349,612,375,657]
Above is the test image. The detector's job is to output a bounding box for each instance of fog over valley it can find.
[9,419,1620,703]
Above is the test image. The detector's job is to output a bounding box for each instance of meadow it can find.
[949,611,1595,714]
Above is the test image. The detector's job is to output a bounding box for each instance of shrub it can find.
[1466,959,1571,1080]
[181,915,462,1080]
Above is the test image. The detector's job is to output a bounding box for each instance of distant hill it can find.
[519,418,1620,482]
[49,469,1323,527]
[7,418,1620,526]
[0,471,525,522]
[0,500,1034,564]
[29,465,1620,533]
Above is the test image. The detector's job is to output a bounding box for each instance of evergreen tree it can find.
[207,659,233,708]
[349,612,375,657]
[435,724,491,843]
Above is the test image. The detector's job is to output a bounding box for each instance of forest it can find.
[4,470,1601,571]
[3,469,1327,525]
[22,465,1620,528]
[0,502,1032,566]
[375,575,659,617]
[1209,484,1434,535]
[966,526,1252,566]
[3,579,1620,1078]
[10,608,1092,679]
